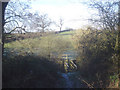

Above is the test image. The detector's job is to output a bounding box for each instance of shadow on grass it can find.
[3,55,62,88]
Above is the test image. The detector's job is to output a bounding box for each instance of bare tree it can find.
[4,0,31,34]
[39,14,52,33]
[1,0,31,57]
[56,18,64,31]
[28,13,52,33]
[1,2,8,57]
[118,1,120,80]
[85,0,119,31]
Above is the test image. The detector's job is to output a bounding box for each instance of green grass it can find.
[4,31,77,58]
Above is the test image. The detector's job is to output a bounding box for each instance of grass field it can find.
[4,30,77,58]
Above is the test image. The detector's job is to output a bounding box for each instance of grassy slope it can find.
[4,30,77,53]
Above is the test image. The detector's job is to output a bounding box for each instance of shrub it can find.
[73,29,118,88]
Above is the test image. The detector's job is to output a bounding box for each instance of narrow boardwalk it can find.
[56,51,88,88]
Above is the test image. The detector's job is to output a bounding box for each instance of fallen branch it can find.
[82,79,94,88]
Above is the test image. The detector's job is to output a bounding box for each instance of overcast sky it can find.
[30,0,94,30]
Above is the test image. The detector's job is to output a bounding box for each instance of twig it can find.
[82,79,94,88]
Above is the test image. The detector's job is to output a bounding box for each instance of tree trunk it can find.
[118,1,120,87]
[60,27,61,32]
[2,2,8,58]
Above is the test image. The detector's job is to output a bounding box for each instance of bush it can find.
[74,29,118,88]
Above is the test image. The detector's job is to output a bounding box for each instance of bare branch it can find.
[5,14,22,21]
[8,27,28,34]
[87,0,118,31]
[5,20,19,26]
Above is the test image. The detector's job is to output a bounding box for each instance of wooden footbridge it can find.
[60,54,77,73]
